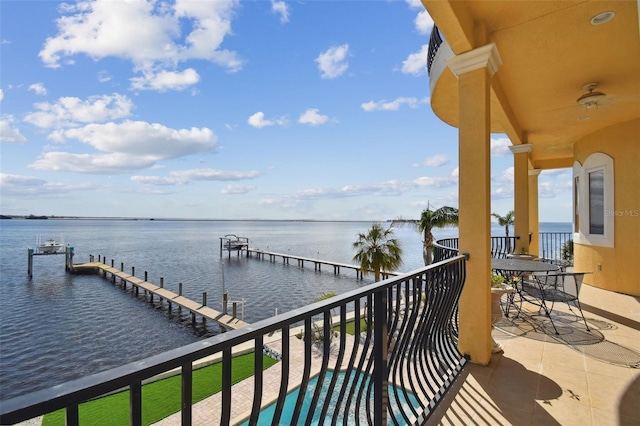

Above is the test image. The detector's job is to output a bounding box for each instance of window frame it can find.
[573,153,614,248]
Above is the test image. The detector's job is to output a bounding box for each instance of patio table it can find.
[491,258,560,317]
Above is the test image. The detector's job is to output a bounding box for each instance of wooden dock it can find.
[72,262,248,331]
[245,248,399,280]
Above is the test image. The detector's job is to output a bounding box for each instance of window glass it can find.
[589,170,604,235]
[574,176,580,233]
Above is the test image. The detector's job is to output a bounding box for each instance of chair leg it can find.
[573,300,590,331]
[537,295,559,335]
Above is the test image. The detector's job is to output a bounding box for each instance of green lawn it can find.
[334,318,369,335]
[43,353,277,426]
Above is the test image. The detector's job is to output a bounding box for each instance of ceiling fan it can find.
[576,83,608,109]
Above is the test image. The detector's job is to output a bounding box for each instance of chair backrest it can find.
[535,272,586,302]
[559,273,585,299]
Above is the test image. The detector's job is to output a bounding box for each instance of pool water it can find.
[240,370,419,425]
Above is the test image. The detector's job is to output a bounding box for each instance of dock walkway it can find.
[72,262,248,331]
[245,248,399,279]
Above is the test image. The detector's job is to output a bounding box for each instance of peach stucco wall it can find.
[573,118,640,296]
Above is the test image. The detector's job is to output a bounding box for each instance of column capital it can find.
[509,144,533,154]
[446,43,503,77]
[528,169,542,176]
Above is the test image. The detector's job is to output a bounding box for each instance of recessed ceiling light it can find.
[591,11,615,25]
[578,116,590,121]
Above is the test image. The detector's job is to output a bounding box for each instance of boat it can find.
[36,236,64,254]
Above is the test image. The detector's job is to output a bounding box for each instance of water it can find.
[0,219,569,400]
[239,370,419,425]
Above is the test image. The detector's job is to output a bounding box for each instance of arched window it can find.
[573,153,614,247]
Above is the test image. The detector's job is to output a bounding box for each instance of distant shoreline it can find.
[0,215,378,223]
[0,215,572,226]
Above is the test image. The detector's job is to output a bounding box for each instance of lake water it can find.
[0,219,570,400]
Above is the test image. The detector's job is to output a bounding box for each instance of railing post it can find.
[373,289,389,426]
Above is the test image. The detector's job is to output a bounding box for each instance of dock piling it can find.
[202,292,207,307]
[179,283,183,296]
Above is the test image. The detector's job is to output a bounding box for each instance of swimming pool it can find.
[239,370,419,425]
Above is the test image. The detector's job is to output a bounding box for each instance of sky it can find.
[0,0,574,222]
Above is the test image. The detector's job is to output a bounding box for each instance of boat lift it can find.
[27,236,74,278]
[219,234,249,258]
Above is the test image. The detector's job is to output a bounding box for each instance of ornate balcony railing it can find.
[427,25,444,75]
[0,255,467,426]
[436,233,572,263]
[539,232,573,264]
[434,236,520,261]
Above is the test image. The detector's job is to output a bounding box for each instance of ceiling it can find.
[424,0,640,169]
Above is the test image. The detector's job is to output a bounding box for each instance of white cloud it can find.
[259,174,457,207]
[405,0,423,8]
[39,0,243,91]
[499,167,514,184]
[221,183,256,194]
[97,70,112,83]
[298,108,328,126]
[412,154,448,167]
[491,137,512,156]
[24,93,134,129]
[130,68,200,91]
[172,168,259,181]
[451,167,459,177]
[0,89,3,101]
[29,83,48,96]
[0,173,94,196]
[315,44,349,79]
[248,112,287,128]
[132,168,260,185]
[414,11,433,34]
[1,173,47,187]
[401,44,429,75]
[271,0,289,24]
[248,112,273,128]
[0,116,27,144]
[52,120,216,160]
[361,97,428,112]
[30,152,156,174]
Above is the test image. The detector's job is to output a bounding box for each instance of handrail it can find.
[0,255,468,425]
[427,25,444,75]
[436,233,572,262]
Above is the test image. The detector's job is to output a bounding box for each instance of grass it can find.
[334,318,369,335]
[42,353,277,426]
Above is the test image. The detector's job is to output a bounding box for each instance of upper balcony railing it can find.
[0,255,468,426]
[427,25,444,75]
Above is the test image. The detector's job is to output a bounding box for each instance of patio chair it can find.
[523,272,591,333]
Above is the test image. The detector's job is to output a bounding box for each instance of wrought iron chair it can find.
[522,272,591,334]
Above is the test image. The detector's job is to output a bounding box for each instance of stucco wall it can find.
[573,118,640,296]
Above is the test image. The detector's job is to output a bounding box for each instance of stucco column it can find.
[528,169,541,257]
[447,43,502,365]
[509,144,533,254]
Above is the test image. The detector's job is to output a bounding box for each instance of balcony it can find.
[433,238,640,425]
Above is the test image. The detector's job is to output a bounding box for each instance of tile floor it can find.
[426,284,640,426]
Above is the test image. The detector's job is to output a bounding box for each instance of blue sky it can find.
[0,0,573,221]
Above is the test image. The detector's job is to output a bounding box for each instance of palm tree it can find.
[394,205,459,265]
[492,210,515,252]
[352,222,403,282]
